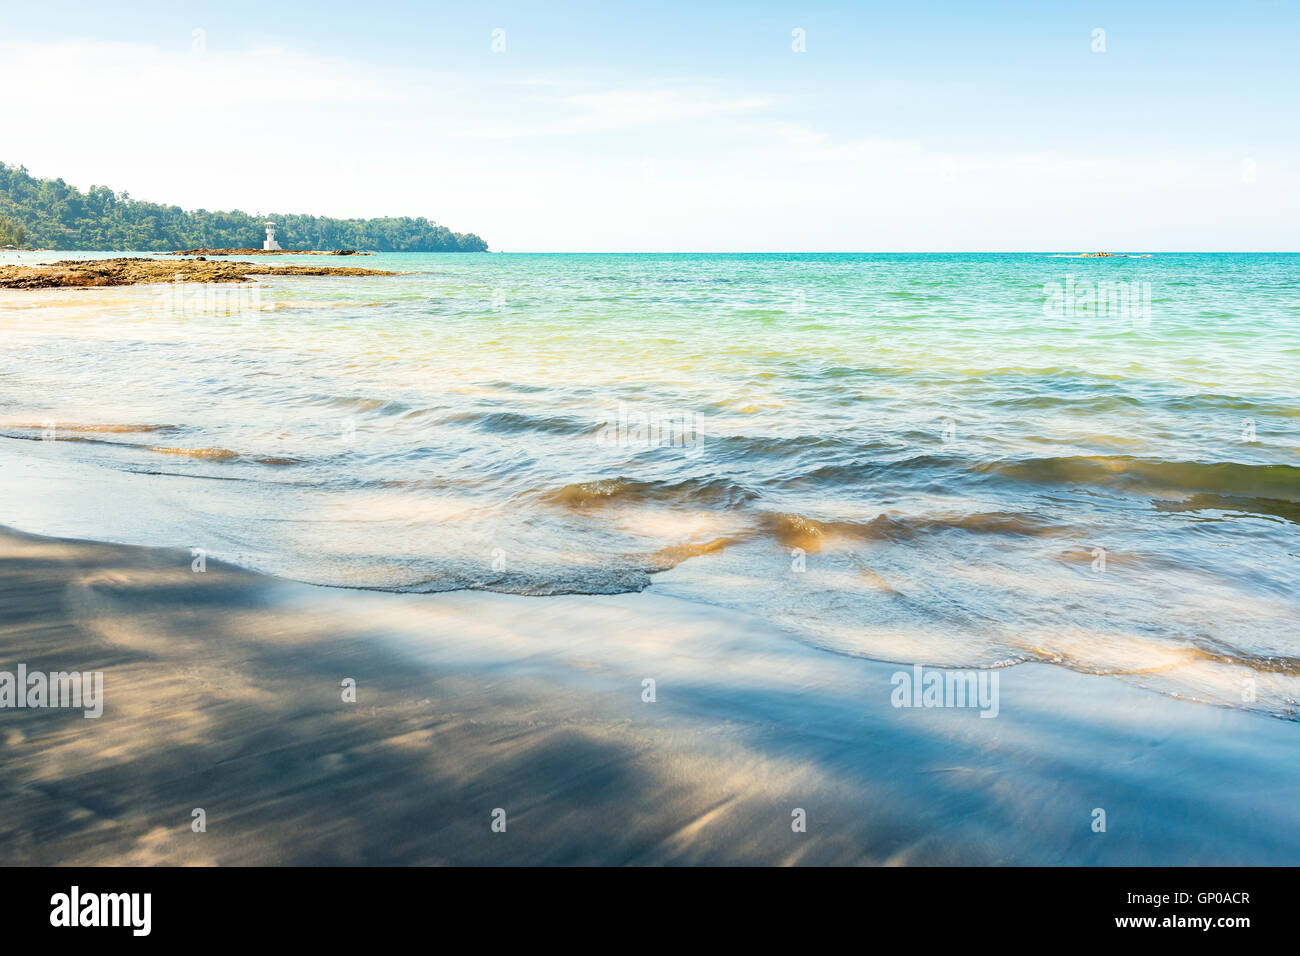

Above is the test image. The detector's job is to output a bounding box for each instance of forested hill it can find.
[0,162,488,252]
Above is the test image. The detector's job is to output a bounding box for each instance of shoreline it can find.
[1,522,1296,865]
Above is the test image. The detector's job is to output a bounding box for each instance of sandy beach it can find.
[2,522,1295,866]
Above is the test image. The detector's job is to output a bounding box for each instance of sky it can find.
[1,0,1296,251]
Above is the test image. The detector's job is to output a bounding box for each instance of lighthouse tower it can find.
[263,221,282,251]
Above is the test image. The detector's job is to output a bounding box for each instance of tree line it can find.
[0,162,488,252]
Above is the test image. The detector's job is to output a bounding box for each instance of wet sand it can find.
[1,523,1296,865]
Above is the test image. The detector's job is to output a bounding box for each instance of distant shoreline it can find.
[0,160,490,254]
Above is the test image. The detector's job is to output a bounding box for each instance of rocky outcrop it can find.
[0,257,395,290]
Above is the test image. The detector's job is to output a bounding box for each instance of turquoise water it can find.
[1,252,1298,714]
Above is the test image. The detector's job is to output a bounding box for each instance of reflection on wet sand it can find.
[2,525,1296,865]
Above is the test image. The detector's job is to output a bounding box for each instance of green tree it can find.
[0,161,489,252]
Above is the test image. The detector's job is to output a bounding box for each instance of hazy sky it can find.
[2,0,1296,251]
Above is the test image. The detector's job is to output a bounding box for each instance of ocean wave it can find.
[143,445,240,459]
[1,429,295,465]
[308,394,417,415]
[1,423,178,437]
[442,409,600,437]
[775,453,963,488]
[537,476,759,509]
[754,510,1066,551]
[708,433,901,461]
[1153,493,1300,524]
[978,455,1300,501]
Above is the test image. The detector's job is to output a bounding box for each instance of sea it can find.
[2,251,1297,715]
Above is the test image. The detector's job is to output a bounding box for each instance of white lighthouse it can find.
[263,221,281,251]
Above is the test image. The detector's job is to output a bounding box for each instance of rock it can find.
[0,257,397,290]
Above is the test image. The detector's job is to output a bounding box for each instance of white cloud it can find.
[0,38,1295,251]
